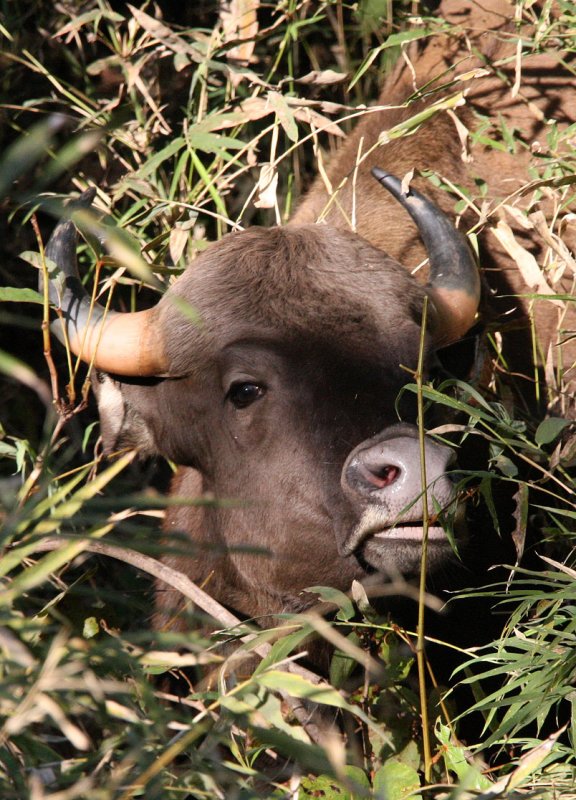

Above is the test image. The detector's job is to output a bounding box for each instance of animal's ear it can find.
[91,371,159,456]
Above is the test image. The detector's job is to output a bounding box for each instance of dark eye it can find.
[227,382,266,409]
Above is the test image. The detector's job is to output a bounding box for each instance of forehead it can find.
[162,223,429,376]
[219,335,416,390]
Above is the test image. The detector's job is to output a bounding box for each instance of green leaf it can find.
[251,725,332,774]
[436,722,492,790]
[402,382,488,422]
[535,504,576,521]
[83,616,99,638]
[350,28,439,90]
[373,759,421,800]
[257,670,349,709]
[36,129,106,191]
[0,286,44,304]
[72,206,161,287]
[0,441,18,458]
[330,633,361,688]
[305,585,355,620]
[166,294,202,325]
[268,91,299,143]
[56,8,124,39]
[0,114,67,198]
[535,417,572,446]
[342,765,371,797]
[134,136,186,180]
[0,452,136,599]
[187,130,246,157]
[256,670,393,746]
[299,769,370,799]
[492,454,518,477]
[300,774,347,798]
[0,350,51,406]
[81,421,99,453]
[253,624,313,676]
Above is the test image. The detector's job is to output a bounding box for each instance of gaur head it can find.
[42,171,480,614]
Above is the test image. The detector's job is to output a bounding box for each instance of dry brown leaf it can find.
[447,109,472,163]
[400,169,414,195]
[512,36,522,98]
[236,96,273,123]
[540,555,576,580]
[317,100,348,115]
[559,428,576,467]
[169,225,190,265]
[529,209,576,278]
[544,342,557,400]
[456,68,491,82]
[289,104,345,138]
[295,69,348,86]
[510,482,528,562]
[502,203,533,231]
[490,220,563,305]
[220,0,260,70]
[128,5,204,62]
[253,163,278,209]
[202,97,343,137]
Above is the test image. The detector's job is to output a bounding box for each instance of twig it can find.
[32,213,61,409]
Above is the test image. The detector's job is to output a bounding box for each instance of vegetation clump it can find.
[0,1,575,797]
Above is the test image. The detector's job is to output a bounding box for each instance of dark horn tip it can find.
[69,186,97,210]
[371,167,404,196]
[371,165,480,344]
[371,166,389,180]
[43,188,98,299]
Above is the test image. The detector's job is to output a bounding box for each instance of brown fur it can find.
[100,225,435,621]
[293,0,576,413]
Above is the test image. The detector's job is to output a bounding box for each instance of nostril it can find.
[360,463,400,490]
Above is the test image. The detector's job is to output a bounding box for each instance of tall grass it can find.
[1,1,575,797]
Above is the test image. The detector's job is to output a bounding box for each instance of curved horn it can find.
[371,167,480,345]
[41,189,169,376]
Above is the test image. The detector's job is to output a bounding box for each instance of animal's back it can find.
[293,0,576,415]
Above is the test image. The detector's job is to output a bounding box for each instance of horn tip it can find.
[371,168,404,199]
[70,186,97,209]
[371,166,391,182]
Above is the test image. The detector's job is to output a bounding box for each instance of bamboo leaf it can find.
[257,670,348,709]
[535,417,572,446]
[0,114,67,198]
[0,285,44,303]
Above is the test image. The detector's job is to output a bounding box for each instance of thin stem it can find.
[415,296,432,781]
[33,214,60,409]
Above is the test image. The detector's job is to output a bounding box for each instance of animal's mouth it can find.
[342,517,455,576]
[342,508,455,558]
[371,524,447,541]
